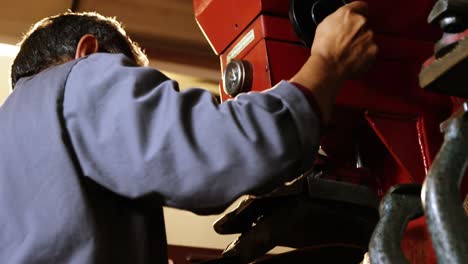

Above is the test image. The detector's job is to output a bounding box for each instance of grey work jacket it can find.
[0,53,320,263]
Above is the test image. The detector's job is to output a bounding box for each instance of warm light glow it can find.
[0,43,19,57]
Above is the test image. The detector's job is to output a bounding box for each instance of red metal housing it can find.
[194,0,466,263]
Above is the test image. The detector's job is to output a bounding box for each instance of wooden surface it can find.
[75,0,219,80]
[0,0,73,44]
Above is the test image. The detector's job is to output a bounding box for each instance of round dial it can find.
[223,60,252,97]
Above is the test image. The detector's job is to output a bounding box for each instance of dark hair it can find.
[11,12,148,88]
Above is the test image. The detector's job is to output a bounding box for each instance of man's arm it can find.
[63,53,320,214]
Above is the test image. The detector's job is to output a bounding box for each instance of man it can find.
[0,1,376,263]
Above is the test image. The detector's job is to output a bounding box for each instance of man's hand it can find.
[312,1,377,79]
[291,1,377,123]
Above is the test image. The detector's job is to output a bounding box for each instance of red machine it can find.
[194,0,467,263]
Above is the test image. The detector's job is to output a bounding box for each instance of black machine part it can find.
[289,0,346,47]
[427,0,468,58]
[428,0,468,33]
[213,172,379,263]
[418,31,468,98]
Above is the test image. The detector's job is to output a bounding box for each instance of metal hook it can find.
[369,184,423,264]
[422,103,468,264]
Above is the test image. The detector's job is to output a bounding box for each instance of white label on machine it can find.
[227,29,255,62]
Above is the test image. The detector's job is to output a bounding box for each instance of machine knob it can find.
[223,60,252,97]
[289,0,346,47]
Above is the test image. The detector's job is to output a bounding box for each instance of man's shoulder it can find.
[66,53,168,91]
[73,53,138,69]
[11,57,82,96]
[31,53,137,84]
[63,53,170,112]
[68,53,166,81]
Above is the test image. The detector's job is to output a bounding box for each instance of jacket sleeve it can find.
[63,53,321,214]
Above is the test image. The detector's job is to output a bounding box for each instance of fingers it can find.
[344,1,369,17]
[359,29,374,43]
[357,31,379,73]
[334,1,369,34]
[356,27,378,57]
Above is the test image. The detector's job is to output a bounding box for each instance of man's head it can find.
[11,12,148,88]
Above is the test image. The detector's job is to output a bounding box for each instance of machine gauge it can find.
[223,60,252,97]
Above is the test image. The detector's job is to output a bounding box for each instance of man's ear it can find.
[75,34,99,59]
